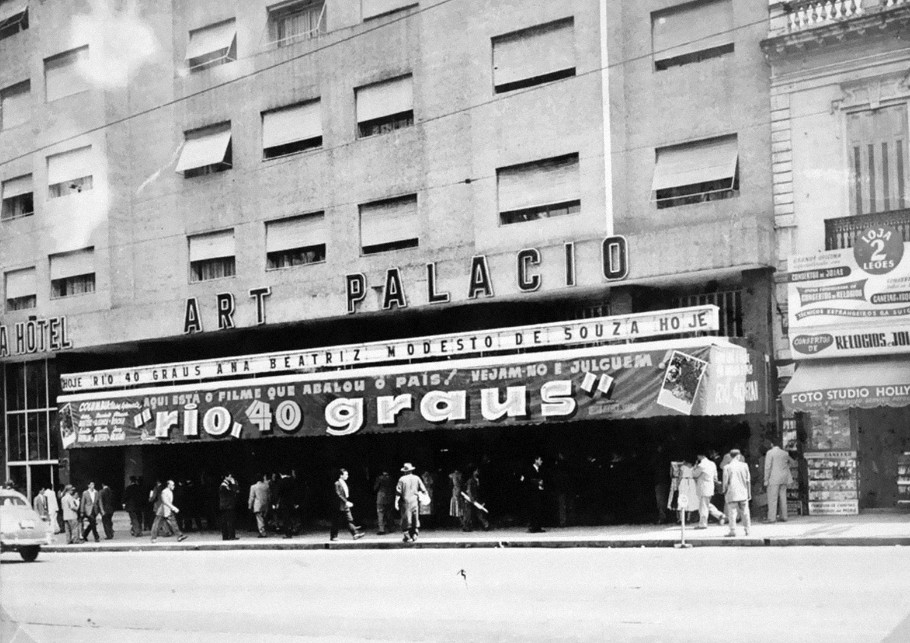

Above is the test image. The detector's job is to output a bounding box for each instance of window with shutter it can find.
[266,212,327,268]
[262,101,322,158]
[176,124,232,177]
[1,174,33,220]
[5,267,36,311]
[44,46,89,102]
[268,0,326,46]
[362,0,417,21]
[497,154,581,225]
[0,2,28,40]
[186,19,237,71]
[49,248,95,298]
[652,0,733,70]
[356,76,413,138]
[492,18,575,94]
[651,136,739,209]
[188,230,236,282]
[847,105,910,217]
[359,196,419,254]
[47,146,94,199]
[1,80,30,131]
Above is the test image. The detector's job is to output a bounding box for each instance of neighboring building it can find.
[764,0,910,514]
[1,0,774,523]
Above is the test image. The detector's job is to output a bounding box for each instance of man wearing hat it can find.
[61,485,81,544]
[395,463,428,543]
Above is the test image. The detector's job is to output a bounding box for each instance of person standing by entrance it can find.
[330,469,364,541]
[462,468,490,531]
[33,485,49,521]
[219,473,239,541]
[80,481,102,543]
[396,463,428,543]
[723,450,752,537]
[248,474,271,538]
[693,453,727,529]
[521,456,546,533]
[99,482,115,539]
[764,442,795,523]
[123,476,143,537]
[151,480,186,543]
[374,470,395,535]
[61,486,80,544]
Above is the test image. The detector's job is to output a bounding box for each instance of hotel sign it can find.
[60,306,719,393]
[787,227,910,359]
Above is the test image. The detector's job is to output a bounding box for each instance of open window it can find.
[268,0,326,46]
[356,75,413,138]
[266,212,327,269]
[0,2,28,40]
[47,146,94,199]
[5,267,36,311]
[186,19,237,71]
[176,123,232,177]
[50,248,95,298]
[651,136,738,209]
[1,174,33,220]
[189,230,235,282]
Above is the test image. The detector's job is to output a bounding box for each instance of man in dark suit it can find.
[99,482,115,539]
[79,481,103,542]
[521,456,546,533]
[275,472,297,539]
[330,469,363,541]
[122,476,143,536]
[218,473,239,540]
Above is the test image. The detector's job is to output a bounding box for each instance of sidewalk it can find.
[43,511,910,552]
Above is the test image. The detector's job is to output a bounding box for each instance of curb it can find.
[40,536,910,553]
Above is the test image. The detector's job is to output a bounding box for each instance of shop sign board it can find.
[58,340,765,449]
[59,306,719,393]
[805,451,859,515]
[786,227,910,359]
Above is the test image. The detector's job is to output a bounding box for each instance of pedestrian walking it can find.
[248,474,271,538]
[151,480,186,543]
[79,481,103,543]
[723,450,752,537]
[764,441,795,523]
[44,485,61,534]
[462,468,490,531]
[374,469,395,535]
[395,462,428,543]
[330,469,364,541]
[520,456,546,533]
[32,485,49,521]
[693,453,727,529]
[123,476,143,536]
[219,473,239,540]
[61,486,81,544]
[99,482,115,539]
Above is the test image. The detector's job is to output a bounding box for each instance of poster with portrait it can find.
[656,351,708,415]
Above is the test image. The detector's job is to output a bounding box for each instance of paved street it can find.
[3,547,909,642]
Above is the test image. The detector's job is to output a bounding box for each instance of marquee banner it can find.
[58,340,766,449]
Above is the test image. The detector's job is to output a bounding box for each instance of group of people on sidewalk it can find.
[664,442,797,537]
[8,480,117,544]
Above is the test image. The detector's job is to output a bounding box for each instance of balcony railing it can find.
[771,0,907,35]
[824,209,910,249]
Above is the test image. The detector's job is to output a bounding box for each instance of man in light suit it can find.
[151,479,186,543]
[764,441,796,522]
[79,481,103,543]
[723,450,752,537]
[330,469,363,541]
[395,462,428,543]
[693,453,726,529]
[248,474,271,538]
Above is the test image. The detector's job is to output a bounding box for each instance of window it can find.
[652,0,733,70]
[651,135,738,209]
[44,46,90,102]
[266,213,327,269]
[186,19,236,71]
[847,104,909,216]
[497,154,580,225]
[49,248,95,298]
[269,0,326,46]
[359,195,419,254]
[362,0,417,21]
[189,230,235,282]
[3,360,61,473]
[356,75,413,138]
[5,267,36,311]
[1,174,33,220]
[262,101,322,159]
[674,290,742,337]
[492,18,575,94]
[0,1,28,40]
[1,80,30,130]
[176,123,232,177]
[47,146,93,199]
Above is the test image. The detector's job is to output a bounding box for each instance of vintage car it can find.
[0,489,53,561]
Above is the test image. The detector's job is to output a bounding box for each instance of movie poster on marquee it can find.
[59,342,767,448]
[787,226,910,359]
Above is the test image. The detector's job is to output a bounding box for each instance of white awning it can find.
[652,0,733,62]
[189,230,234,262]
[498,154,579,212]
[2,174,32,198]
[262,101,321,150]
[175,127,232,173]
[651,137,738,192]
[50,248,94,280]
[360,197,418,248]
[185,19,236,61]
[47,146,93,185]
[266,213,327,253]
[493,19,575,89]
[362,0,414,20]
[0,2,27,24]
[5,267,36,299]
[356,75,413,123]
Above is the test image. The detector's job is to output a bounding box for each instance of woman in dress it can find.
[448,468,464,525]
[419,470,435,528]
